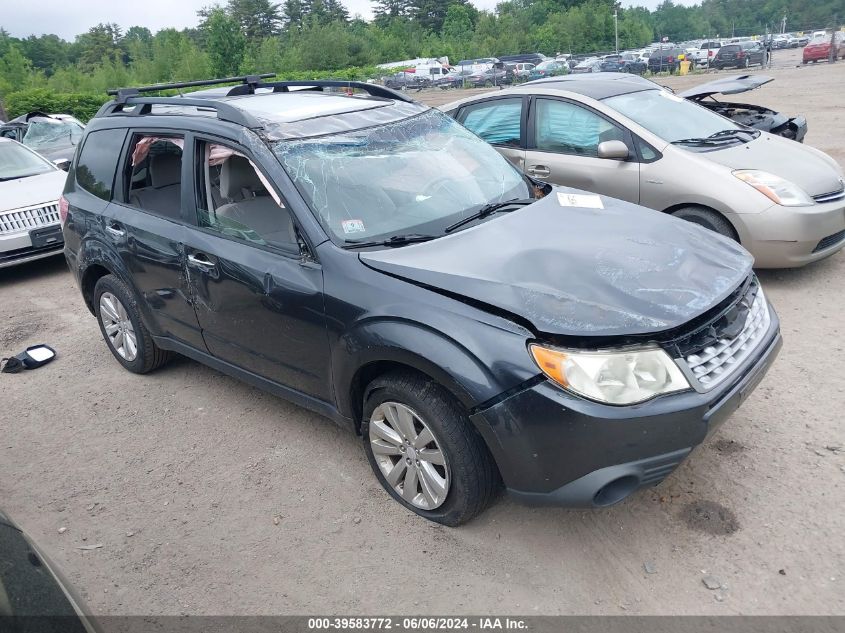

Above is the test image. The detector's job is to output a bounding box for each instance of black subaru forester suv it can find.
[61,76,782,525]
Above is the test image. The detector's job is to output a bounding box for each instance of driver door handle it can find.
[187,253,216,269]
[105,222,125,238]
[527,165,550,178]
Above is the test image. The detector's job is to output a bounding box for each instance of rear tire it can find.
[361,371,499,526]
[672,206,737,242]
[93,274,172,374]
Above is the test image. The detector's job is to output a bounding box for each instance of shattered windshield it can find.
[273,110,530,243]
[22,119,84,151]
[0,142,55,181]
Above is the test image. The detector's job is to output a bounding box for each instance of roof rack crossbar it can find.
[107,74,277,104]
[224,80,415,103]
[95,97,261,128]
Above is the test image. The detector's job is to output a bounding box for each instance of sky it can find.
[1,0,695,40]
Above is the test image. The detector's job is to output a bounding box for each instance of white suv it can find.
[0,138,68,268]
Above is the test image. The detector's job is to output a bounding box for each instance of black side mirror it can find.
[53,159,71,172]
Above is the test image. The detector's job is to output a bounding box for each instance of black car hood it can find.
[360,190,753,337]
[679,74,774,100]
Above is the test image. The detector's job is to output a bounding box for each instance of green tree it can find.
[227,0,284,38]
[75,23,123,70]
[203,8,246,76]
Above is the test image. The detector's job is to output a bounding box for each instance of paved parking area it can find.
[1,49,843,615]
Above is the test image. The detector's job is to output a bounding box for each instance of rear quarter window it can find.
[75,128,126,201]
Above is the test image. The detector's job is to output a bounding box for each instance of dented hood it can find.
[360,190,753,337]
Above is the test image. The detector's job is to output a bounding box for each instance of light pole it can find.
[613,2,620,53]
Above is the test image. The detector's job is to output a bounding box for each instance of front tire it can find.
[361,371,499,526]
[94,274,172,374]
[672,206,737,242]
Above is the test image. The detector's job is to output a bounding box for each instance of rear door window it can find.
[75,128,126,201]
[457,98,523,147]
[123,134,185,221]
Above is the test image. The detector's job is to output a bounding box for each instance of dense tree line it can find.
[0,0,842,100]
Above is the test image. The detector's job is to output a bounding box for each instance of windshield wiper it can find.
[444,199,535,233]
[670,137,725,146]
[708,128,759,140]
[343,233,438,249]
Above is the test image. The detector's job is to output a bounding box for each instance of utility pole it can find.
[613,2,621,53]
[781,14,787,34]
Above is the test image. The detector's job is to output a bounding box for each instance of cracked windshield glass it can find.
[273,110,530,242]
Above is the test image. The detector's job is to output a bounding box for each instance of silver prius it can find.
[441,74,845,268]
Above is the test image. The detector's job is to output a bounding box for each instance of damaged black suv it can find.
[62,76,782,525]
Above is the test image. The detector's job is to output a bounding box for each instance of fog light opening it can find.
[593,475,639,507]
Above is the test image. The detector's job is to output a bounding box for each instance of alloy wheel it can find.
[99,292,138,361]
[369,401,451,510]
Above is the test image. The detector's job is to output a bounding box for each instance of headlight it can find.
[733,170,814,207]
[529,345,690,405]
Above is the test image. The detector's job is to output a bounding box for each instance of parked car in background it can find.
[467,67,511,87]
[383,71,430,90]
[511,62,536,79]
[528,59,569,80]
[66,76,785,525]
[434,69,474,89]
[600,53,647,74]
[772,35,789,49]
[803,32,845,63]
[570,57,601,74]
[0,137,68,268]
[679,75,807,142]
[0,111,84,162]
[647,46,685,73]
[796,34,810,46]
[713,41,766,69]
[696,40,723,65]
[455,57,499,73]
[443,75,845,268]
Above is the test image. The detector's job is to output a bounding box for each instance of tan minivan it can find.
[441,75,845,268]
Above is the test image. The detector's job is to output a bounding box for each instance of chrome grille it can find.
[0,203,61,236]
[812,186,845,203]
[684,288,770,391]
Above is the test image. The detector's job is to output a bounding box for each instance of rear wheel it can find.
[672,206,737,242]
[361,371,499,526]
[94,274,172,374]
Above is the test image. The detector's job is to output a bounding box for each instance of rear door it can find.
[455,96,527,170]
[180,134,331,401]
[107,130,205,350]
[524,97,640,203]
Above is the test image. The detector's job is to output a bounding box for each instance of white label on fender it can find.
[557,192,604,209]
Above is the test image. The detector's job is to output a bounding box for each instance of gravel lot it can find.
[1,47,843,616]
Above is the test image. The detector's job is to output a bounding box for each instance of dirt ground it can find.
[1,46,843,616]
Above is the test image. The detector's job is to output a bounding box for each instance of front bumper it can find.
[0,227,65,269]
[738,199,845,267]
[469,313,782,508]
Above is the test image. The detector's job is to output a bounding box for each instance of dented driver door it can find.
[182,136,332,402]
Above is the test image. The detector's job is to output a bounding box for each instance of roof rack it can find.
[107,74,277,104]
[95,75,414,128]
[223,79,415,103]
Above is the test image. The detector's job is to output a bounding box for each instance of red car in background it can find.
[802,32,845,63]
